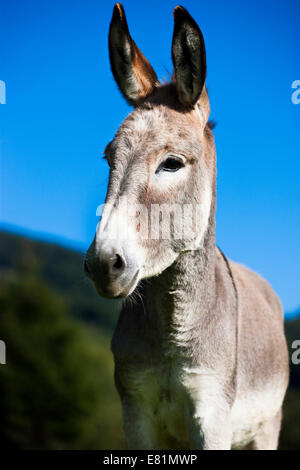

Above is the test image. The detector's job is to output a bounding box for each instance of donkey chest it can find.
[127,363,189,440]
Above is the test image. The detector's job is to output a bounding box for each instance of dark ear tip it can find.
[112,3,125,21]
[173,5,187,19]
[173,5,190,21]
[111,3,130,37]
[173,5,188,21]
[173,5,200,32]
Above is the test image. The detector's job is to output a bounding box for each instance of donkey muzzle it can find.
[84,239,140,298]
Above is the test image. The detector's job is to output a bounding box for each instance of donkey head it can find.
[85,4,216,298]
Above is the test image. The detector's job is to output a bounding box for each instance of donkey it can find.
[85,4,289,450]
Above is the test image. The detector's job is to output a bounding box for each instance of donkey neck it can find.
[145,212,217,352]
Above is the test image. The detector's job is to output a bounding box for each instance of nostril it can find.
[112,253,125,271]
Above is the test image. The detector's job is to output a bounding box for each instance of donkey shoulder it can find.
[228,259,288,391]
[229,260,284,322]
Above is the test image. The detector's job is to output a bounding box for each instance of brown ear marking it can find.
[109,3,158,106]
[172,5,207,108]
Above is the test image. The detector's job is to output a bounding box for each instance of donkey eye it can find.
[156,156,185,173]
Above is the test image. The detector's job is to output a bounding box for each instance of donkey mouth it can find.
[94,269,140,299]
[116,269,140,298]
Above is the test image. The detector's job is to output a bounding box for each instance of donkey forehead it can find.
[111,105,202,161]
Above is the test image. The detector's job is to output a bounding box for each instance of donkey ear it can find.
[172,6,207,108]
[109,3,158,106]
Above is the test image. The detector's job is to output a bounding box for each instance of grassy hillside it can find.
[0,229,299,449]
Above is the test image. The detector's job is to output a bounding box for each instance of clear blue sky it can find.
[0,0,299,314]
